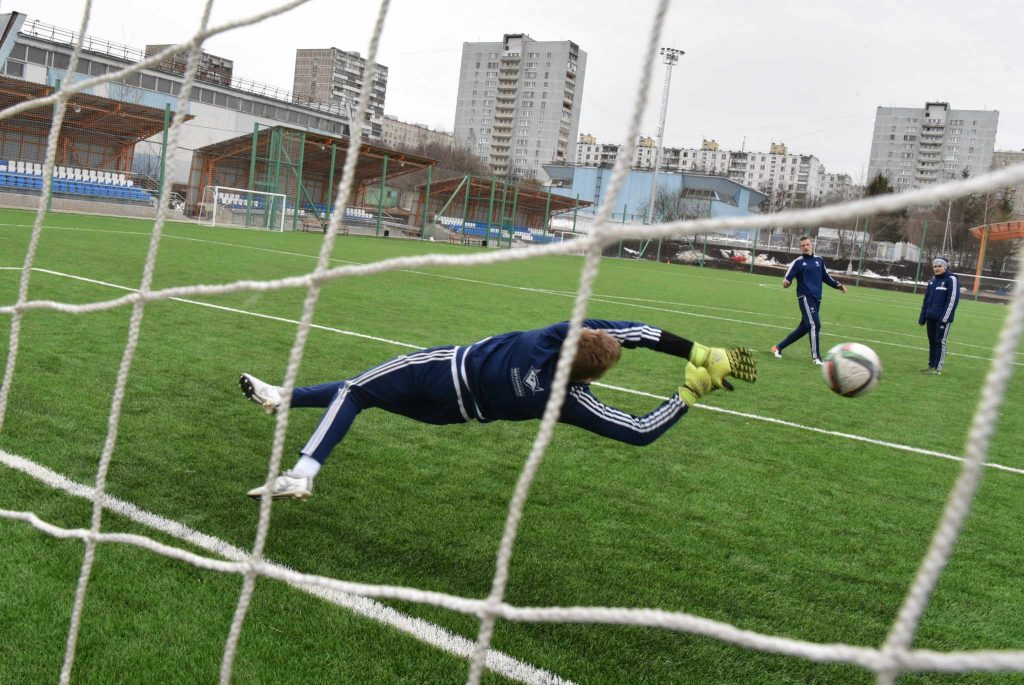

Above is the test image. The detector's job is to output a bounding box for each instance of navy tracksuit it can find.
[292,320,692,464]
[919,271,960,371]
[775,254,843,360]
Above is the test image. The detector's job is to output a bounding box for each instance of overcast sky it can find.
[22,0,1024,180]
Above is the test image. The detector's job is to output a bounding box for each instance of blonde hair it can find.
[570,329,622,382]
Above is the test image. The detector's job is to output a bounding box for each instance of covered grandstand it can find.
[187,126,435,232]
[0,75,191,215]
[417,175,592,246]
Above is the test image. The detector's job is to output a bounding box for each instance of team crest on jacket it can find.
[523,367,544,394]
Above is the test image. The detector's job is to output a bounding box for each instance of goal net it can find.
[2,2,1024,685]
[198,185,287,232]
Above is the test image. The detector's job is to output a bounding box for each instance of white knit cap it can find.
[932,257,948,268]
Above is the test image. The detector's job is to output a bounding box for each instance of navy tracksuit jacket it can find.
[919,271,960,370]
[775,253,842,360]
[291,320,691,463]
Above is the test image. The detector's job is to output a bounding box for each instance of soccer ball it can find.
[821,343,882,397]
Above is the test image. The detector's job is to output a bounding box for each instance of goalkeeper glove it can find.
[689,343,757,390]
[679,362,714,407]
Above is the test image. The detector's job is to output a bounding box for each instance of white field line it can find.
[394,270,1017,366]
[587,291,1014,352]
[0,448,574,685]
[9,267,1020,477]
[594,385,1024,476]
[1,224,1012,355]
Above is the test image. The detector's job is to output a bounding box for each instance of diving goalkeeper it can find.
[240,320,757,500]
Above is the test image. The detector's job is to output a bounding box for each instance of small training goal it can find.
[198,185,287,231]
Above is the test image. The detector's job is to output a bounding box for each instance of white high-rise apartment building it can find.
[867,102,998,191]
[454,34,586,180]
[293,48,388,141]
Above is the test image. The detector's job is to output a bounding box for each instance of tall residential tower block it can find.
[867,102,998,190]
[454,34,586,180]
[293,48,388,141]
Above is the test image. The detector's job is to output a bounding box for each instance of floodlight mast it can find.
[646,47,684,225]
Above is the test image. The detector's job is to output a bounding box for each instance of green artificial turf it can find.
[1,208,1022,684]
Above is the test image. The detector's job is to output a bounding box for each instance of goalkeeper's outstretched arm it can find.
[571,320,758,391]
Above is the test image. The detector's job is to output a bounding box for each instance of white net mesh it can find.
[2,0,1024,683]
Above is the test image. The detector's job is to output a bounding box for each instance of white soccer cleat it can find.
[813,358,824,366]
[247,471,314,501]
[771,346,782,359]
[240,373,282,414]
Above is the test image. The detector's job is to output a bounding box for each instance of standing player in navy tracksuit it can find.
[239,320,757,500]
[771,235,847,364]
[918,257,960,375]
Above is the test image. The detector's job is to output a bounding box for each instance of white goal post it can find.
[198,185,287,232]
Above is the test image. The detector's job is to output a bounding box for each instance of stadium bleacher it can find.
[0,160,154,204]
[433,214,558,244]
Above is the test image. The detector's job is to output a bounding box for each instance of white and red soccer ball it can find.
[821,342,882,397]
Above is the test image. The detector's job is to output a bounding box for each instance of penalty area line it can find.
[24,268,1023,476]
[595,383,1024,476]
[0,449,574,685]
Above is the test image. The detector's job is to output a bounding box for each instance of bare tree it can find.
[653,184,711,223]
[389,139,490,190]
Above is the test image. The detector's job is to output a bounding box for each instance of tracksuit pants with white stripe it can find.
[776,295,822,360]
[925,319,952,371]
[295,346,466,463]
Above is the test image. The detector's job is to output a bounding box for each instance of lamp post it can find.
[645,47,684,225]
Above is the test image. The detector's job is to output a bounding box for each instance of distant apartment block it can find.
[867,102,998,190]
[816,172,859,203]
[454,33,587,180]
[991,149,1024,218]
[382,115,453,152]
[573,136,823,206]
[293,48,388,140]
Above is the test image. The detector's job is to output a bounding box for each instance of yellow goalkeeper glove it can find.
[679,362,714,407]
[689,343,757,390]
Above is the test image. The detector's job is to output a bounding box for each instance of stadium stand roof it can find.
[190,127,434,187]
[0,75,192,144]
[187,126,436,213]
[968,220,1024,241]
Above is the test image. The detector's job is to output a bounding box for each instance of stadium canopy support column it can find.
[376,154,388,236]
[508,180,520,248]
[855,218,870,286]
[572,194,579,233]
[749,228,760,274]
[421,165,432,239]
[542,185,552,239]
[266,127,283,229]
[461,174,471,227]
[486,176,496,239]
[435,174,468,219]
[246,123,260,228]
[325,142,337,226]
[700,233,708,267]
[158,103,170,201]
[498,179,509,248]
[656,238,663,263]
[973,224,990,295]
[292,131,307,232]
